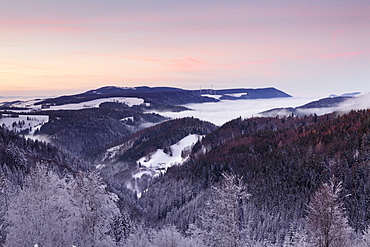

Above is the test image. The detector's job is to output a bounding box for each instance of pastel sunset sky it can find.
[1,0,370,98]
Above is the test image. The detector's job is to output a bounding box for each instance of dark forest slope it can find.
[0,126,83,184]
[138,110,370,243]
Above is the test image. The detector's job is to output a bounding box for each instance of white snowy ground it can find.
[0,114,49,133]
[0,114,50,142]
[124,134,202,197]
[136,134,202,176]
[46,97,144,110]
[0,96,144,142]
[3,97,144,112]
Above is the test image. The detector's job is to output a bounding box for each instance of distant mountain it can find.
[0,86,292,113]
[200,87,292,100]
[329,92,362,97]
[260,96,352,117]
[84,86,186,95]
[36,86,217,107]
[35,86,291,107]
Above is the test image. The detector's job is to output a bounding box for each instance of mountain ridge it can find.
[34,86,291,106]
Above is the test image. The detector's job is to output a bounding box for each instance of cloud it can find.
[151,97,316,126]
[156,94,370,126]
[72,52,165,63]
[338,93,370,113]
[317,50,370,59]
[0,19,76,25]
[224,59,276,69]
[0,19,90,34]
[167,58,206,71]
[358,16,370,24]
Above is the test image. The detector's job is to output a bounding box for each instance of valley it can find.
[1,86,370,246]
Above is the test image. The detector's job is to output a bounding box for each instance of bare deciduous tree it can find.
[306,177,352,247]
[201,172,251,247]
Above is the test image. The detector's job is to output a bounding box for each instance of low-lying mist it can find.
[151,97,317,125]
[151,94,370,126]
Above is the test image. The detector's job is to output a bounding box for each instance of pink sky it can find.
[1,0,370,98]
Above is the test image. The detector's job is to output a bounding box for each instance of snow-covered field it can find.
[0,114,49,133]
[1,97,145,112]
[126,134,202,197]
[0,114,50,142]
[47,97,144,110]
[136,134,201,174]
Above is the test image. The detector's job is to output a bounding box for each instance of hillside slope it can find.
[138,110,370,243]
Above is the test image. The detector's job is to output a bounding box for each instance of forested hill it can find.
[0,126,83,181]
[97,117,217,200]
[35,86,218,106]
[108,117,217,163]
[38,106,167,159]
[138,110,370,244]
[3,107,370,246]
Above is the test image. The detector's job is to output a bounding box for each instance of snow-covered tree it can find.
[200,172,251,247]
[306,177,352,247]
[123,226,153,247]
[123,225,202,247]
[282,223,308,247]
[353,227,370,247]
[4,165,78,247]
[72,171,120,247]
[0,171,7,245]
[109,213,132,244]
[3,164,123,247]
[151,225,202,247]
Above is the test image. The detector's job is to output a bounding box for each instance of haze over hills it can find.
[261,92,370,117]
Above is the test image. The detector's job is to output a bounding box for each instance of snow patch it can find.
[47,97,144,111]
[129,134,202,197]
[136,134,201,171]
[119,86,137,90]
[0,114,48,133]
[104,144,125,161]
[2,97,144,112]
[8,99,43,109]
[120,116,134,122]
[224,93,247,98]
[203,94,223,100]
[0,114,50,142]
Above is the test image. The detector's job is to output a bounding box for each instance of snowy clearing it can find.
[0,114,50,142]
[224,93,247,98]
[46,97,144,110]
[129,134,202,197]
[136,134,201,171]
[120,116,134,122]
[0,114,49,133]
[202,94,223,100]
[1,97,144,112]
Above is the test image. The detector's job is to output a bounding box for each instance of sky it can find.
[1,0,370,98]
